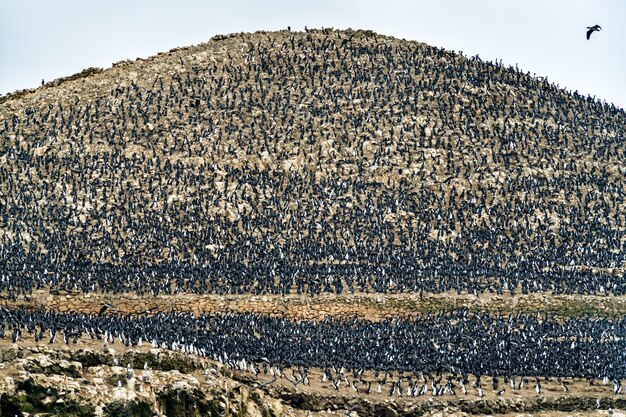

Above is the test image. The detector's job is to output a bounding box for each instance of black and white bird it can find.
[98,303,114,316]
[586,24,602,40]
[613,379,621,395]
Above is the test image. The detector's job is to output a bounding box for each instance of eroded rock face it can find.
[0,345,268,417]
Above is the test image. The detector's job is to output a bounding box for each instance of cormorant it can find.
[98,303,114,316]
[587,24,602,40]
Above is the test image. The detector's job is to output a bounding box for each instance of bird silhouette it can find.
[586,24,602,40]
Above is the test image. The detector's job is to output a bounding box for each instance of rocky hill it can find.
[1,28,624,297]
[1,28,625,416]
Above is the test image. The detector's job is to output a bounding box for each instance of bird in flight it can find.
[586,24,602,40]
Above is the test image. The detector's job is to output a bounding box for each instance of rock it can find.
[37,355,53,368]
[112,386,137,402]
[72,349,114,367]
[0,346,18,362]
[381,405,398,417]
[3,376,16,393]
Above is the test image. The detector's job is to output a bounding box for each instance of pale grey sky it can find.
[1,0,624,108]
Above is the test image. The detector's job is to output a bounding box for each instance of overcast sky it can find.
[1,0,624,108]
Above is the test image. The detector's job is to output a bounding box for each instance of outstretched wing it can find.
[587,28,593,40]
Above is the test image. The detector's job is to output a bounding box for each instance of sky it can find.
[1,0,624,109]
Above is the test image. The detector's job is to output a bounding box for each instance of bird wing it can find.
[587,29,593,40]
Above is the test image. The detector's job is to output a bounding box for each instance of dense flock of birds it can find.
[0,29,624,298]
[1,307,626,396]
[0,28,625,392]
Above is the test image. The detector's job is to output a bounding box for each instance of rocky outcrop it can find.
[274,388,626,416]
[0,346,239,417]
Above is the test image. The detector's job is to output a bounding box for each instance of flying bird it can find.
[586,24,602,40]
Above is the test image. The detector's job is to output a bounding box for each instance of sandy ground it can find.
[3,289,626,321]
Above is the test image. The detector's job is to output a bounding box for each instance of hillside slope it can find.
[1,29,624,298]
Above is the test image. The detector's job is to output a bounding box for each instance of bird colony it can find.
[0,28,625,403]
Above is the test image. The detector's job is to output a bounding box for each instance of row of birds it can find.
[2,307,626,389]
[11,322,624,400]
[147,347,625,399]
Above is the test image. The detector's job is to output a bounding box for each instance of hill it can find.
[1,29,624,298]
[1,29,626,416]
